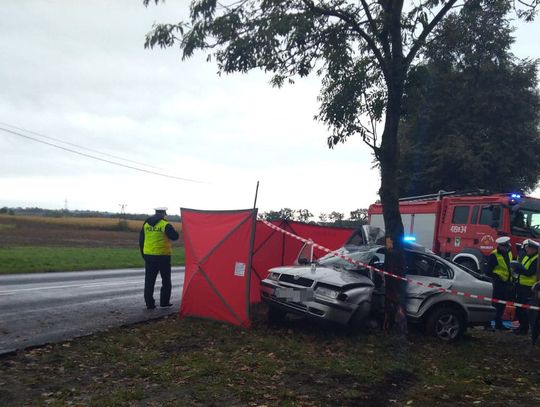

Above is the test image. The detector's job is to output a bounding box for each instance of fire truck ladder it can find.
[399,189,491,203]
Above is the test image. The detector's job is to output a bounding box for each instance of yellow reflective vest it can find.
[519,254,538,287]
[143,219,172,255]
[491,249,513,282]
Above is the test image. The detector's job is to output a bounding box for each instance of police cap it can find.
[154,207,168,215]
[495,236,511,245]
[523,239,539,249]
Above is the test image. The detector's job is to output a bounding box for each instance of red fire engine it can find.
[368,191,540,272]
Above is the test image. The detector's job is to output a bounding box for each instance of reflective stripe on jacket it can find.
[519,254,539,287]
[143,219,172,255]
[491,249,513,282]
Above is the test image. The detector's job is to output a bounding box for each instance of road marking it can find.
[0,279,145,296]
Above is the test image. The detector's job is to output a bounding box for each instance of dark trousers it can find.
[144,255,172,307]
[515,284,532,333]
[492,279,511,327]
[531,292,540,345]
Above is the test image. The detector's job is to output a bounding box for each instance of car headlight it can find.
[315,286,340,299]
[267,272,280,281]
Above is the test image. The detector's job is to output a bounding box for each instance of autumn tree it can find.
[144,0,539,331]
[398,1,540,196]
[260,208,296,220]
[296,208,314,222]
[349,208,368,224]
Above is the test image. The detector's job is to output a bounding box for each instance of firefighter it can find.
[485,236,513,330]
[512,239,539,335]
[139,207,179,309]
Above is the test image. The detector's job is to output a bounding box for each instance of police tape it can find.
[260,219,540,312]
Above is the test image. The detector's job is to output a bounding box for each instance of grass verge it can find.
[0,247,185,274]
[1,306,540,406]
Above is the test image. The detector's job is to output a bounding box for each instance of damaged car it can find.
[260,226,495,342]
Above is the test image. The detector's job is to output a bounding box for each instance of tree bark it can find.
[378,70,407,333]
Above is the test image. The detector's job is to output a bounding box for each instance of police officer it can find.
[485,236,513,330]
[139,207,179,309]
[512,239,539,335]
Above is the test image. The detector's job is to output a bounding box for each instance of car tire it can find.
[426,306,465,342]
[347,309,368,335]
[458,258,478,273]
[267,306,286,324]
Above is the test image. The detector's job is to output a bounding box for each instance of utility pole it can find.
[118,204,127,220]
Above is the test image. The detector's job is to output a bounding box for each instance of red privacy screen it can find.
[180,208,257,328]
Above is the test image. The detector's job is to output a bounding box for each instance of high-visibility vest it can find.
[519,254,539,287]
[143,219,172,255]
[491,249,513,282]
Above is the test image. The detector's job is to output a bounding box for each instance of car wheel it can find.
[426,306,464,342]
[347,309,368,334]
[458,258,478,272]
[267,306,286,323]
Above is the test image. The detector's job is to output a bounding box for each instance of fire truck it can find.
[368,191,540,272]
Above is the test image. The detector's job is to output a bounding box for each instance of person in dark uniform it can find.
[139,207,179,309]
[511,239,539,335]
[485,236,513,330]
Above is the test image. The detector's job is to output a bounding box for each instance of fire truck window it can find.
[452,206,469,224]
[479,206,493,225]
[470,206,479,224]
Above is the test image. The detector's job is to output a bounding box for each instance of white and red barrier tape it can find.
[261,219,540,312]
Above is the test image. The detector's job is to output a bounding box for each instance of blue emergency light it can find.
[509,193,522,205]
[403,235,417,242]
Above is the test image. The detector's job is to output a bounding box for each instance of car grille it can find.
[279,274,314,287]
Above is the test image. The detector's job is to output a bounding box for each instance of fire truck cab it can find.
[368,191,540,272]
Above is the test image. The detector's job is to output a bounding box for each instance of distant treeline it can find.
[1,206,367,227]
[0,207,181,222]
[258,208,368,227]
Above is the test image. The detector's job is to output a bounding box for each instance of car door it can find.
[404,251,454,316]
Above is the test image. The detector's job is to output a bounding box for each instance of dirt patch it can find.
[361,369,418,406]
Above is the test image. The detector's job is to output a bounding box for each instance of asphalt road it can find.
[0,267,185,355]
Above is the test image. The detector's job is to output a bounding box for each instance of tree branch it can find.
[404,0,461,67]
[359,0,390,59]
[301,0,390,80]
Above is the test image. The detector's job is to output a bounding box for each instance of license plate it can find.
[275,287,314,302]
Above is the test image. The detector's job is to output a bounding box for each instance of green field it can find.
[0,247,185,274]
[0,214,184,273]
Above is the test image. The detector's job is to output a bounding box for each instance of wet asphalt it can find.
[0,267,185,355]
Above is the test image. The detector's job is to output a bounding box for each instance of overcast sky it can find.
[1,1,538,218]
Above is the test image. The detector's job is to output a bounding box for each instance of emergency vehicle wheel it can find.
[267,306,286,323]
[426,307,465,342]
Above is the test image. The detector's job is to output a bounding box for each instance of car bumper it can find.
[260,280,368,325]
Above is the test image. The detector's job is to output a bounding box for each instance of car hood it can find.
[269,265,374,288]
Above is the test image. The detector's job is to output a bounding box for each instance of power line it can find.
[0,121,165,171]
[0,126,207,184]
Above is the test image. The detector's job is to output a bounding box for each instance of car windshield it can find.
[319,247,377,272]
[511,207,540,238]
